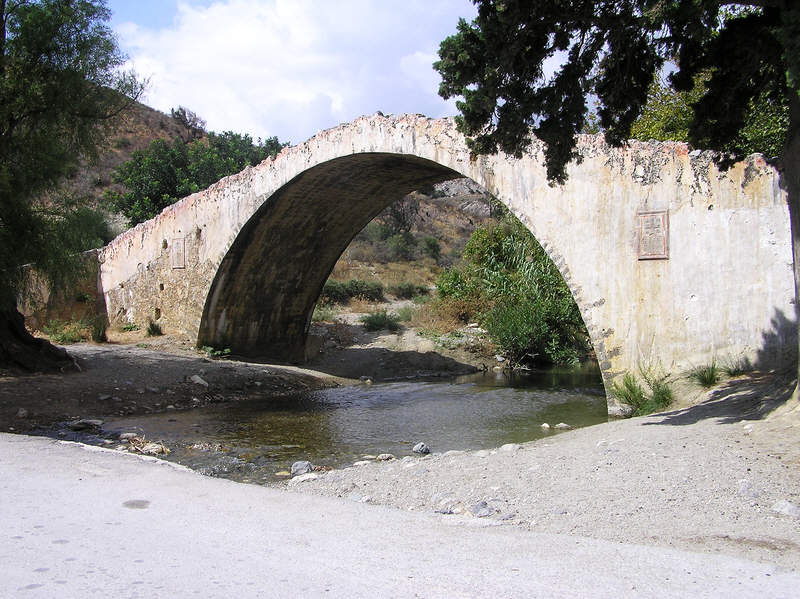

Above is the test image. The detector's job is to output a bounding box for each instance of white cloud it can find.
[115,0,476,144]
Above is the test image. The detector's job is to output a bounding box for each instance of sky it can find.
[106,0,478,145]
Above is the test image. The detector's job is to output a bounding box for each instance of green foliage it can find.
[388,282,428,299]
[360,310,400,332]
[43,318,89,344]
[146,320,163,337]
[386,232,418,261]
[108,131,287,226]
[422,235,441,262]
[689,361,721,388]
[436,206,588,366]
[434,2,797,183]
[121,322,139,332]
[320,279,384,305]
[611,368,674,417]
[311,304,338,323]
[631,73,788,158]
[200,345,230,358]
[395,305,415,322]
[0,0,143,307]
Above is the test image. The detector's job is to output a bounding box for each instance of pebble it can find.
[138,442,168,455]
[119,432,139,441]
[290,460,314,476]
[287,473,318,486]
[470,500,494,518]
[147,387,160,393]
[412,442,430,455]
[16,408,28,418]
[554,422,572,430]
[274,471,291,477]
[771,499,800,518]
[69,419,103,432]
[97,394,112,401]
[376,453,395,461]
[361,454,377,460]
[608,404,634,418]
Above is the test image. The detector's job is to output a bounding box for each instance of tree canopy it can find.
[435,1,798,182]
[108,130,287,226]
[0,0,142,369]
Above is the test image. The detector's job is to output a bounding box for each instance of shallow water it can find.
[101,367,607,484]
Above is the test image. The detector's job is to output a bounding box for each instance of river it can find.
[86,365,608,484]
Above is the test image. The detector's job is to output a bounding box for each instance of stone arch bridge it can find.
[97,113,795,397]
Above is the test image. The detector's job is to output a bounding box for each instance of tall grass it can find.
[689,361,720,387]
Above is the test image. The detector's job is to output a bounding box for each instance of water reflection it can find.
[104,367,607,483]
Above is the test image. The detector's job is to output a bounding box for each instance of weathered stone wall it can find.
[97,113,795,400]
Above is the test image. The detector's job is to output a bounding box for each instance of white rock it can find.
[190,375,208,387]
[499,443,521,452]
[352,460,371,467]
[290,460,314,476]
[287,473,319,486]
[771,499,800,518]
[607,403,634,418]
[119,432,139,441]
[412,442,430,454]
[376,453,395,461]
[554,422,572,430]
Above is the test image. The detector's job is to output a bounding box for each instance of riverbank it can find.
[293,371,800,571]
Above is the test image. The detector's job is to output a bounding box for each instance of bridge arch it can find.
[99,113,795,400]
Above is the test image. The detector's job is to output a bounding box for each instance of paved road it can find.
[1,433,797,598]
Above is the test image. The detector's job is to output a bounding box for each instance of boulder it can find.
[291,460,314,476]
[412,442,430,455]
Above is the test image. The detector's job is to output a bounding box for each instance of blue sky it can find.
[105,0,477,144]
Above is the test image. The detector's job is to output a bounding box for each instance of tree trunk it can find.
[0,298,78,373]
[784,91,800,411]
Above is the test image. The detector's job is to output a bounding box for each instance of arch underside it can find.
[198,153,459,361]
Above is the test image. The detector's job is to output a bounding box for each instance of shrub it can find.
[146,320,163,336]
[121,322,139,332]
[312,304,338,322]
[386,232,417,261]
[43,319,88,344]
[91,317,107,342]
[320,280,350,305]
[396,305,415,322]
[389,282,428,299]
[360,310,401,332]
[611,373,647,410]
[689,361,720,387]
[345,279,384,302]
[422,235,441,261]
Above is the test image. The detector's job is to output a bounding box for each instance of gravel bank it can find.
[295,375,800,570]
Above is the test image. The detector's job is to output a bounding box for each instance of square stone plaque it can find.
[637,210,669,260]
[170,237,186,269]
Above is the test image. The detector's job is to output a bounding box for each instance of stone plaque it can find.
[637,210,669,260]
[170,237,186,269]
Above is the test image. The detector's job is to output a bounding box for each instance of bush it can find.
[320,279,384,305]
[360,310,401,332]
[146,320,163,336]
[422,235,441,261]
[723,356,753,376]
[396,305,415,322]
[43,319,88,344]
[312,304,338,322]
[389,282,428,299]
[386,232,417,261]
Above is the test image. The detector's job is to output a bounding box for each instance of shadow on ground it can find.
[644,369,796,427]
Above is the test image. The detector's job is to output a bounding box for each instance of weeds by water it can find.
[610,366,674,416]
[723,356,753,377]
[689,361,721,387]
